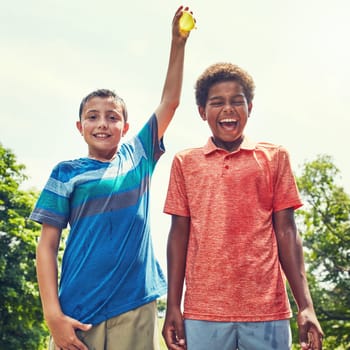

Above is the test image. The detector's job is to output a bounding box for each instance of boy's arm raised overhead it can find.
[155,6,193,140]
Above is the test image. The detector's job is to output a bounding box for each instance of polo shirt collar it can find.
[203,136,257,155]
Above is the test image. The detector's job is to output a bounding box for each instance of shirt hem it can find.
[183,311,292,322]
[81,288,167,325]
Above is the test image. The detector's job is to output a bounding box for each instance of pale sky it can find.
[1,0,350,271]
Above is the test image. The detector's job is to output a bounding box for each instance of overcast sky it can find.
[2,0,349,271]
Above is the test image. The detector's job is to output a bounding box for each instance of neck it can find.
[212,136,244,153]
[88,151,117,162]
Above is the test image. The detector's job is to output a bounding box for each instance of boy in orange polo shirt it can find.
[162,63,323,350]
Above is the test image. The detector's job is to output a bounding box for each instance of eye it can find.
[232,99,244,106]
[87,115,97,120]
[108,114,121,121]
[209,101,224,107]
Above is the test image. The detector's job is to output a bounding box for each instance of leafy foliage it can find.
[0,143,48,349]
[295,154,350,349]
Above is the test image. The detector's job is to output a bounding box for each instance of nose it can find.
[223,102,235,114]
[97,116,108,128]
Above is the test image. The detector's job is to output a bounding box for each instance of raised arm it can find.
[36,223,91,350]
[162,214,190,350]
[155,6,193,139]
[273,208,324,350]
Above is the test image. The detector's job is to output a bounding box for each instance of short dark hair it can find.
[195,63,255,107]
[79,89,128,121]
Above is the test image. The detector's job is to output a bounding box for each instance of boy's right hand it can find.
[172,6,195,41]
[162,307,186,349]
[47,313,92,350]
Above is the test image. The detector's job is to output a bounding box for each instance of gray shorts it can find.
[184,319,292,350]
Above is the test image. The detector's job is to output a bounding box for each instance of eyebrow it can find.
[208,93,245,101]
[85,109,122,114]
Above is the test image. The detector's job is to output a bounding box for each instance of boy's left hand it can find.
[298,308,324,349]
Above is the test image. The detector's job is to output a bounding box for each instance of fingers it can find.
[54,338,89,350]
[299,324,309,348]
[175,325,186,348]
[54,342,87,350]
[172,6,195,39]
[297,309,324,350]
[52,321,91,350]
[308,327,323,350]
[75,321,92,332]
[300,329,323,350]
[163,324,186,349]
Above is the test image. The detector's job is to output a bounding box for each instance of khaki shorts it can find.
[50,301,160,350]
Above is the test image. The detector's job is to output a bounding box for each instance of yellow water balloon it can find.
[179,11,195,32]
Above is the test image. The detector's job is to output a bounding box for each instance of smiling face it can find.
[76,96,129,161]
[199,80,252,152]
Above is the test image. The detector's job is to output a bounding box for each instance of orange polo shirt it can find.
[164,137,302,322]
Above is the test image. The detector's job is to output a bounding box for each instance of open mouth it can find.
[93,133,111,139]
[219,118,238,130]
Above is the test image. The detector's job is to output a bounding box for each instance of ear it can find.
[122,122,130,137]
[198,106,206,121]
[76,120,83,135]
[248,102,253,116]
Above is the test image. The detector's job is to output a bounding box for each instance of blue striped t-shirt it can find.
[30,114,167,325]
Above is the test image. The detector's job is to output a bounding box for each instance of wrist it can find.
[297,299,315,313]
[43,303,64,322]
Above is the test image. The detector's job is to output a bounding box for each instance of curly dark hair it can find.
[78,89,128,122]
[195,63,255,107]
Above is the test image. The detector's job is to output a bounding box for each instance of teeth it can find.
[220,119,237,123]
[94,134,109,138]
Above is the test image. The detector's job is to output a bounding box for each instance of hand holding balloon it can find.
[179,10,196,32]
[173,6,196,39]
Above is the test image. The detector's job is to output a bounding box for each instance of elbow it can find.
[163,96,180,112]
[168,100,180,112]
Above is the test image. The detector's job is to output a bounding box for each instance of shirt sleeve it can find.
[29,163,71,229]
[163,154,190,217]
[273,146,303,212]
[136,114,165,166]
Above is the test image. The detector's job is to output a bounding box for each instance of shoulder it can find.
[254,142,290,159]
[171,147,205,167]
[250,142,294,173]
[136,114,158,139]
[175,146,204,159]
[169,147,207,175]
[254,142,295,179]
[255,141,283,151]
[51,158,103,181]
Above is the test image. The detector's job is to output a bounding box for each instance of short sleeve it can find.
[163,155,190,217]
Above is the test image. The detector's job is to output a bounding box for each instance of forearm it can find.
[160,37,186,109]
[167,245,186,309]
[279,233,315,311]
[36,224,64,322]
[274,209,324,348]
[155,7,189,138]
[36,242,63,319]
[273,208,315,311]
[166,215,190,309]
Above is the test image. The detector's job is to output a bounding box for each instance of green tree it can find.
[157,297,167,317]
[0,143,48,349]
[294,154,350,349]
